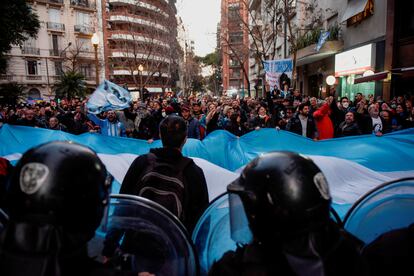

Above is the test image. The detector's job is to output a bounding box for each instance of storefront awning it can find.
[296,40,344,67]
[341,0,369,22]
[354,71,389,84]
[391,67,414,79]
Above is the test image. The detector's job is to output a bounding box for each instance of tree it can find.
[221,1,251,96]
[54,71,86,99]
[233,0,323,93]
[0,82,25,104]
[202,51,222,95]
[108,1,178,96]
[280,0,323,88]
[0,0,40,72]
[182,52,202,96]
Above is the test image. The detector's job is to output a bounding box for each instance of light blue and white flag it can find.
[264,59,293,89]
[315,30,331,52]
[87,80,132,114]
[1,125,414,217]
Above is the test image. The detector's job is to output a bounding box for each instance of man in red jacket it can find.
[313,96,334,140]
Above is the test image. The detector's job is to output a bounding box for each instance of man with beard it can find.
[87,110,126,137]
[336,112,361,137]
[286,103,318,139]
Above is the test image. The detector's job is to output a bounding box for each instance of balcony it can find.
[21,47,40,56]
[49,48,63,57]
[74,25,94,35]
[47,22,65,32]
[30,0,64,6]
[0,75,13,81]
[70,0,96,11]
[26,75,43,81]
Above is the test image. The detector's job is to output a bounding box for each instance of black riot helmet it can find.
[6,141,111,241]
[228,151,331,243]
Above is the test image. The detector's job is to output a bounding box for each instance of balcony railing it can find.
[70,0,96,9]
[26,75,43,81]
[21,47,40,55]
[74,25,94,34]
[0,75,13,81]
[49,48,62,56]
[47,22,65,31]
[31,0,64,4]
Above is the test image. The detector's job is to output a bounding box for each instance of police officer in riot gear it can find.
[0,141,139,276]
[209,151,368,276]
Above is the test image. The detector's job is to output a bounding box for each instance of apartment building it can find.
[247,0,412,100]
[103,0,179,95]
[220,0,249,96]
[0,0,104,100]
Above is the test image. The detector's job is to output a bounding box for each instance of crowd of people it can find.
[1,84,414,274]
[0,86,414,141]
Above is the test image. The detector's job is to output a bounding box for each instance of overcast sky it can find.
[176,0,221,57]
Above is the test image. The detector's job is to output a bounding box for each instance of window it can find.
[49,9,61,23]
[24,37,37,48]
[77,38,91,52]
[27,60,38,75]
[80,64,91,78]
[55,61,63,76]
[228,3,240,20]
[76,12,90,26]
[229,32,243,43]
[51,35,60,55]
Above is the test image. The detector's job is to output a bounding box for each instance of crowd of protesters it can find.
[1,84,414,141]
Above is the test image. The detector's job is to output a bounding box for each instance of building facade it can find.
[246,0,412,101]
[103,0,179,97]
[0,0,104,100]
[220,0,249,97]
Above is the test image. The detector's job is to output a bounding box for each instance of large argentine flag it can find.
[1,124,414,217]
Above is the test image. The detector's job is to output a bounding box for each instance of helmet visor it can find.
[228,193,253,245]
[88,194,197,276]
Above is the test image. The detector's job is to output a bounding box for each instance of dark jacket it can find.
[118,147,208,233]
[209,221,368,276]
[0,222,135,276]
[362,223,414,276]
[336,121,362,137]
[184,116,201,139]
[286,113,318,139]
[359,115,386,135]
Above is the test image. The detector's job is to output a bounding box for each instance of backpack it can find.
[137,153,191,219]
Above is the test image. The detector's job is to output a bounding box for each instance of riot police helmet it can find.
[228,151,331,243]
[6,141,111,240]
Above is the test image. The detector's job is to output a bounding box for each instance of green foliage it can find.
[292,24,341,52]
[191,74,205,92]
[0,82,25,104]
[54,71,86,99]
[202,52,220,67]
[0,0,40,71]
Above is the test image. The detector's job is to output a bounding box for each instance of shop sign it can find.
[335,44,375,77]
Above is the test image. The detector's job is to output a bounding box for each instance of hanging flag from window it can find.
[315,30,331,52]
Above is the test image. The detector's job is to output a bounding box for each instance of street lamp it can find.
[91,33,99,86]
[138,64,144,102]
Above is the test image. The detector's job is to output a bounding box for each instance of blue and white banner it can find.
[315,30,330,52]
[87,80,132,114]
[1,125,414,217]
[264,59,293,90]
